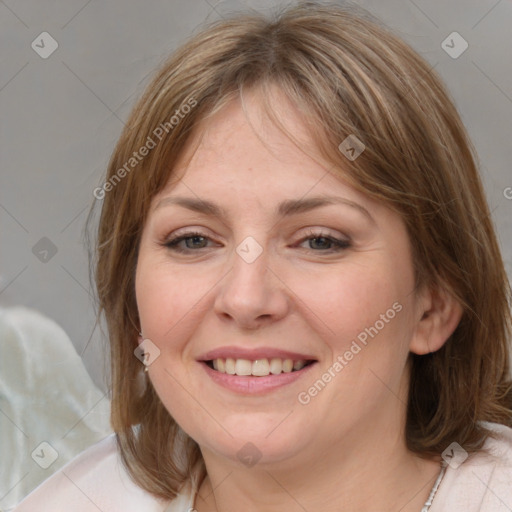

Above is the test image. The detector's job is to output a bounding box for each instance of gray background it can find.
[1,0,512,395]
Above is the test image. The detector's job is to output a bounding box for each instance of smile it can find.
[206,357,315,377]
[200,359,318,395]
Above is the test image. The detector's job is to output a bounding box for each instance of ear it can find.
[409,282,463,355]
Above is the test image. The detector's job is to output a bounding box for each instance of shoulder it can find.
[431,422,512,512]
[12,434,196,512]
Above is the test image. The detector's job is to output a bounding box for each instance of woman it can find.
[14,2,512,511]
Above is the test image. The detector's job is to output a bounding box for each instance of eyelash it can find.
[163,229,351,254]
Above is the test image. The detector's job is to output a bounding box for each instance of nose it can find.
[213,241,290,330]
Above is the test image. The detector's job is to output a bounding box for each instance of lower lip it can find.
[199,361,317,395]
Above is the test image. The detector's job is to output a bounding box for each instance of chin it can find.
[196,419,314,468]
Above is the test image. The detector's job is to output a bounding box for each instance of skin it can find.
[135,86,462,512]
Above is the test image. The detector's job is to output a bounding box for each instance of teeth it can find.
[234,359,252,376]
[209,357,311,376]
[225,358,236,375]
[293,360,306,371]
[282,359,293,373]
[269,358,283,375]
[252,359,270,376]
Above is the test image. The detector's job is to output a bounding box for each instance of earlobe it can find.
[409,283,463,355]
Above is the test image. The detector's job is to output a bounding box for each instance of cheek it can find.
[293,266,413,412]
[289,261,407,348]
[136,259,201,332]
[135,257,223,368]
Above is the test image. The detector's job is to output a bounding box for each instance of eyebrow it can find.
[155,195,375,225]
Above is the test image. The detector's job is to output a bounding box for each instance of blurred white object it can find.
[0,306,112,511]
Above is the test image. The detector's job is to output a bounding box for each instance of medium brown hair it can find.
[89,1,512,500]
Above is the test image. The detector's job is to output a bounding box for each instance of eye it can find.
[162,229,351,254]
[296,229,351,252]
[163,231,215,253]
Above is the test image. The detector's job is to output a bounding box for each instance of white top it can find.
[11,433,195,512]
[12,422,512,511]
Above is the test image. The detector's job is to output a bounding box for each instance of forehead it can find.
[148,86,389,227]
[181,88,318,169]
[155,88,348,199]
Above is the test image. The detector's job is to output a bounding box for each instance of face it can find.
[135,88,426,469]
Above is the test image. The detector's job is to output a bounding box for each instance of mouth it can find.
[197,347,318,394]
[204,357,317,377]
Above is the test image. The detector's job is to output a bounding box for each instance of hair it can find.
[88,0,512,501]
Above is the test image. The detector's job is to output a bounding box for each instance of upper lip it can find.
[198,346,317,361]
